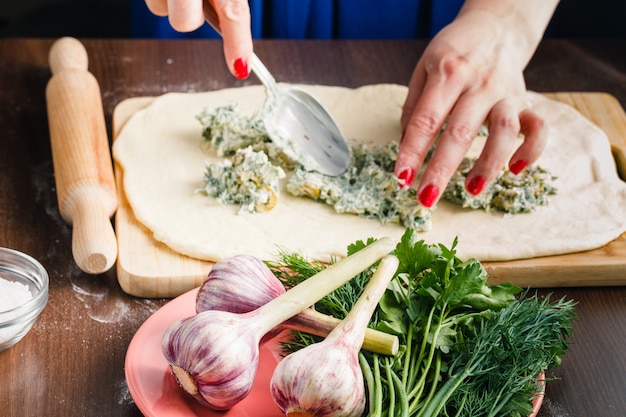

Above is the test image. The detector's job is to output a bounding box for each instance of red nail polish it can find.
[397,167,415,189]
[233,58,249,79]
[418,184,439,208]
[466,175,486,196]
[509,159,528,175]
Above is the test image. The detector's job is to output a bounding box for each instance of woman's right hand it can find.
[144,0,253,79]
[394,0,558,207]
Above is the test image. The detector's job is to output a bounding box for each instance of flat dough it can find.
[113,84,626,262]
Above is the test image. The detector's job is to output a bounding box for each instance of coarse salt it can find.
[0,278,33,312]
[0,278,34,345]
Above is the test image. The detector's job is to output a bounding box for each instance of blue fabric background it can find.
[130,0,464,39]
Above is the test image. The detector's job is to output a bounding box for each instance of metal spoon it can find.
[202,6,351,176]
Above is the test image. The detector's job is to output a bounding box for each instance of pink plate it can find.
[530,374,545,417]
[125,289,545,417]
[125,288,284,417]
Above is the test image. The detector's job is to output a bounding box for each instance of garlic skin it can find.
[270,255,399,417]
[162,310,265,410]
[196,254,285,344]
[196,254,282,314]
[271,337,366,417]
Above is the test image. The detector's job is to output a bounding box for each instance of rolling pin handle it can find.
[49,37,89,74]
[69,187,118,274]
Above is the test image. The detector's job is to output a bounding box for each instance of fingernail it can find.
[418,184,439,208]
[397,167,415,189]
[509,159,528,175]
[233,58,249,79]
[466,175,486,196]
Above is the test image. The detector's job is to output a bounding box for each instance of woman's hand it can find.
[394,0,559,207]
[144,0,253,79]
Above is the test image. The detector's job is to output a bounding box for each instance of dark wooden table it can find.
[1,38,625,417]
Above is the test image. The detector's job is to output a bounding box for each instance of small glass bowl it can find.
[0,248,49,352]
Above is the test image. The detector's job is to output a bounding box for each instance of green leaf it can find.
[442,260,488,306]
[377,290,408,337]
[461,282,522,310]
[428,324,457,354]
[395,229,441,278]
[347,237,376,257]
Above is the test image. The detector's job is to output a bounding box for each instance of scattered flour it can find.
[541,397,573,417]
[116,379,135,406]
[68,267,161,325]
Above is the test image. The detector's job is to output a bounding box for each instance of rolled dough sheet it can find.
[112,84,626,262]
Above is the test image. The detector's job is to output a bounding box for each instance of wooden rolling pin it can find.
[46,37,118,274]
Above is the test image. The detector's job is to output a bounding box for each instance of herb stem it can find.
[373,354,384,416]
[383,358,396,417]
[401,324,414,387]
[407,301,449,407]
[416,370,469,417]
[360,353,378,417]
[414,351,442,414]
[389,362,410,417]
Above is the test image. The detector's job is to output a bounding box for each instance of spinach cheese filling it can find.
[196,103,557,229]
[287,142,432,231]
[444,158,557,214]
[200,146,286,214]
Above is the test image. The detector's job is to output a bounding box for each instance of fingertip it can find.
[233,57,250,79]
[213,0,253,79]
[509,159,528,175]
[465,175,486,196]
[418,184,440,208]
[145,0,169,16]
[169,16,205,33]
[396,166,416,189]
[167,0,205,32]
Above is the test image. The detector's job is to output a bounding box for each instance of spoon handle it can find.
[249,54,279,97]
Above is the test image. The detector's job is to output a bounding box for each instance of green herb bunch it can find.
[268,229,576,417]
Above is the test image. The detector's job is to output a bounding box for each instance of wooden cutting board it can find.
[112,92,626,298]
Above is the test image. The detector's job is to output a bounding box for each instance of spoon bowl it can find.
[203,5,351,176]
[251,56,351,176]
